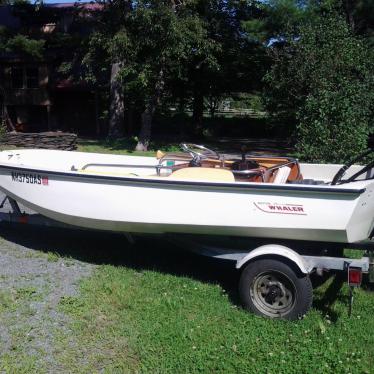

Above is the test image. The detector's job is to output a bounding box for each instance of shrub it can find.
[265,13,373,163]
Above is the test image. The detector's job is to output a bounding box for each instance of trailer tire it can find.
[239,259,313,320]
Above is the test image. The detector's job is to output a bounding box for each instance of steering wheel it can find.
[180,143,221,161]
[331,148,374,185]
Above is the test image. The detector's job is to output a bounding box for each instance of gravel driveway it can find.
[0,193,95,372]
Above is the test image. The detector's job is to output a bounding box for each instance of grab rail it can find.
[71,162,178,176]
[79,163,158,171]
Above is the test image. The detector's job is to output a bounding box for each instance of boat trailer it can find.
[1,195,373,319]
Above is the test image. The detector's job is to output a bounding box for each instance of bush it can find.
[297,83,370,163]
[265,13,373,163]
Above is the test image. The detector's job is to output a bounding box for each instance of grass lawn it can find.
[77,137,181,157]
[42,231,372,374]
[76,136,295,158]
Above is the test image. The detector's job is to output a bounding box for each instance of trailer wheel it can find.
[239,259,313,320]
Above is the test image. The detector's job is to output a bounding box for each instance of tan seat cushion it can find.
[273,166,291,184]
[168,167,235,182]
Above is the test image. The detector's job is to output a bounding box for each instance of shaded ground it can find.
[0,228,94,372]
[77,136,295,157]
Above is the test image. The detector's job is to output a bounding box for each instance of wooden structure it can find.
[0,131,77,150]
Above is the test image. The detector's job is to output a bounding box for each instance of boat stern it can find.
[346,181,374,242]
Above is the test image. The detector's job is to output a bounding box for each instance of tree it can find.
[84,0,270,147]
[84,0,219,149]
[265,13,373,163]
[82,0,132,138]
[0,1,46,131]
[187,1,268,133]
[0,1,45,59]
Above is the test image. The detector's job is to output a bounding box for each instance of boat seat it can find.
[168,167,235,182]
[272,166,291,184]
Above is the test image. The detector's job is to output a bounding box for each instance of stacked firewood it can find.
[0,132,77,150]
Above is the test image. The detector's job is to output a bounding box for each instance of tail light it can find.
[348,267,362,287]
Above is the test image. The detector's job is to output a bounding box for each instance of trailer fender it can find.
[236,244,312,274]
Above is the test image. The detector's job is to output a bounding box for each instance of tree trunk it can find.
[192,86,204,134]
[136,105,153,151]
[3,105,15,132]
[125,107,134,136]
[108,62,124,139]
[135,68,165,151]
[344,0,356,32]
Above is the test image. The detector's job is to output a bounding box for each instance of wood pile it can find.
[0,132,77,150]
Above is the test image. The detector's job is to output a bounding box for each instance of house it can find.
[0,3,103,136]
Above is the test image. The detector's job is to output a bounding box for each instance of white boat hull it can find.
[0,149,374,243]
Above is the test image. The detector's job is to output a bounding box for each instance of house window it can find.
[26,68,39,88]
[11,67,23,89]
[11,67,40,89]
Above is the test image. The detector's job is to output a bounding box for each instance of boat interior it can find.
[158,144,302,184]
[3,144,371,185]
[78,143,307,185]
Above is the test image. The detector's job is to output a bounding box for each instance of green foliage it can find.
[297,82,371,163]
[265,13,373,163]
[230,93,264,112]
[1,34,44,59]
[82,0,268,142]
[243,0,319,43]
[84,1,222,105]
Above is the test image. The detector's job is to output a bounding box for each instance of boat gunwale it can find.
[0,163,367,195]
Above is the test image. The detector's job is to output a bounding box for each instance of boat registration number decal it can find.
[254,202,306,215]
[11,172,49,186]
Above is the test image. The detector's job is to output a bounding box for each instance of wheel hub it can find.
[250,272,296,317]
[265,283,283,304]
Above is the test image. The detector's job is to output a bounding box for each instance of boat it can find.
[1,143,374,320]
[0,143,373,244]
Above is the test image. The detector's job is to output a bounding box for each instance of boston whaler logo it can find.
[11,171,49,186]
[254,202,306,215]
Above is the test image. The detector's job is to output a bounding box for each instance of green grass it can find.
[77,137,181,157]
[53,237,374,374]
[45,251,61,262]
[0,289,14,313]
[0,225,373,373]
[0,353,39,374]
[58,267,373,374]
